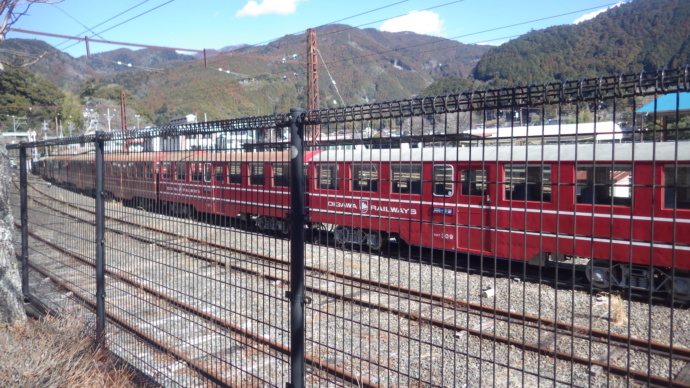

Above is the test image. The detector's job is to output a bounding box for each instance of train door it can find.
[456,166,492,255]
[429,164,458,251]
[210,163,224,215]
[201,162,221,214]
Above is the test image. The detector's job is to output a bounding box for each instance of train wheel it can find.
[333,226,347,246]
[180,204,196,219]
[586,259,613,289]
[279,219,290,235]
[365,231,383,250]
[665,274,690,301]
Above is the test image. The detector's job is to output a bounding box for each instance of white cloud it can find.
[380,11,444,36]
[573,2,625,24]
[236,0,302,17]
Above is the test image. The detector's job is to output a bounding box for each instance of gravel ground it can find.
[11,178,690,387]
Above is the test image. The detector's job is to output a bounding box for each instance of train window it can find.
[250,164,265,185]
[664,165,690,209]
[204,164,212,183]
[229,163,242,184]
[433,165,453,197]
[191,163,203,182]
[145,164,153,179]
[352,164,378,192]
[461,170,486,196]
[391,164,422,195]
[273,163,290,188]
[505,165,551,202]
[176,162,186,181]
[135,163,143,178]
[576,165,631,206]
[214,166,223,182]
[161,162,171,180]
[318,164,338,190]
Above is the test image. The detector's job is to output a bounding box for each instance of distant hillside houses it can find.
[170,114,198,125]
[1,131,34,145]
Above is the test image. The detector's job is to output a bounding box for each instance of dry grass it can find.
[595,292,629,326]
[0,314,150,388]
[608,293,628,325]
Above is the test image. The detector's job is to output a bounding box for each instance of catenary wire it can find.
[54,0,155,50]
[59,0,176,52]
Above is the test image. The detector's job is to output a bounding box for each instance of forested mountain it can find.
[472,0,690,85]
[0,66,65,131]
[0,24,489,124]
[133,24,490,122]
[0,39,195,90]
[2,0,689,131]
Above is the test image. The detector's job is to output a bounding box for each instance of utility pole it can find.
[54,114,61,137]
[41,120,49,139]
[306,28,320,146]
[14,116,26,131]
[104,108,115,132]
[120,90,128,131]
[6,115,26,131]
[121,90,129,153]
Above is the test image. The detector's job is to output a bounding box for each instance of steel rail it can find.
[26,181,690,361]
[15,220,382,388]
[19,212,689,387]
[22,188,690,386]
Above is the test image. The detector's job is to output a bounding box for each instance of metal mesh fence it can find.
[8,66,690,387]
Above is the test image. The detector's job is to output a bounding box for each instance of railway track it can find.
[13,177,690,386]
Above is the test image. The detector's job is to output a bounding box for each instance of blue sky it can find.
[8,0,628,58]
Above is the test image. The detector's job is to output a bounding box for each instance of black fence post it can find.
[18,145,29,301]
[94,131,106,343]
[288,108,306,388]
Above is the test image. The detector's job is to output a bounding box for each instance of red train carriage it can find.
[75,152,164,208]
[157,151,320,232]
[36,142,690,299]
[40,154,78,186]
[308,142,690,299]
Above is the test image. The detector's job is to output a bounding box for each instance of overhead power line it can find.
[322,2,622,67]
[321,0,467,38]
[247,0,411,49]
[252,0,464,62]
[54,0,154,50]
[8,27,305,66]
[50,3,106,41]
[60,0,176,52]
[6,0,626,99]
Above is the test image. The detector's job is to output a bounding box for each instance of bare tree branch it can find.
[19,49,45,66]
[1,1,63,42]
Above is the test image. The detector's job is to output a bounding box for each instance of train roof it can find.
[464,121,623,140]
[41,150,323,163]
[159,150,322,163]
[311,142,690,163]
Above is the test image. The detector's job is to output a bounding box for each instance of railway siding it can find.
[8,66,690,387]
[11,176,690,387]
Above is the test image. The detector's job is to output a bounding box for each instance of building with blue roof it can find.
[636,91,690,116]
[636,91,690,140]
